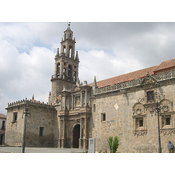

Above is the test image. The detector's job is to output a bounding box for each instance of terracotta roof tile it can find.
[89,58,175,89]
[0,113,7,119]
[154,58,175,73]
[95,66,157,88]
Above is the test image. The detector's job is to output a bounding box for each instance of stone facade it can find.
[5,24,175,152]
[0,113,6,145]
[92,77,175,153]
[5,99,56,147]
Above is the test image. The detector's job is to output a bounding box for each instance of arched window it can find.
[57,63,60,78]
[73,71,76,82]
[63,68,66,79]
[64,33,66,40]
[68,65,72,80]
[69,46,72,58]
[63,45,66,55]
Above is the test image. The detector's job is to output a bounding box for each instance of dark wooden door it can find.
[73,124,80,148]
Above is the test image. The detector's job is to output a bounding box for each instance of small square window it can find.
[39,127,44,136]
[162,115,171,127]
[139,119,143,127]
[166,117,170,125]
[147,91,154,102]
[13,112,17,123]
[136,117,144,129]
[93,104,96,112]
[101,113,106,121]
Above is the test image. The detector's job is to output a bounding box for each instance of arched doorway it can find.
[73,124,80,148]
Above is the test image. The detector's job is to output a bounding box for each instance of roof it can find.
[95,66,157,88]
[0,113,7,119]
[154,58,175,73]
[90,58,175,89]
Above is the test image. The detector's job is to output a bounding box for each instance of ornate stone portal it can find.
[58,84,91,149]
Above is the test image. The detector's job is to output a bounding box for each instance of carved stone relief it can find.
[133,103,145,116]
[75,96,80,107]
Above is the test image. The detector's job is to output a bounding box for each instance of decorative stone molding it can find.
[6,99,55,110]
[132,102,145,116]
[94,70,175,95]
[160,128,175,136]
[133,130,147,136]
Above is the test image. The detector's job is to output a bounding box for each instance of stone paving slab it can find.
[0,146,85,153]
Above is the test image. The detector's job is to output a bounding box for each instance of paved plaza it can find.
[0,146,85,153]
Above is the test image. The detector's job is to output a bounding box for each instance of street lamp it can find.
[22,102,30,153]
[153,100,162,153]
[151,91,165,153]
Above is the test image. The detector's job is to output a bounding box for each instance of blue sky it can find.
[1,22,175,114]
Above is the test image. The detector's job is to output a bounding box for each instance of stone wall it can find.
[92,83,175,153]
[5,106,25,146]
[25,105,56,147]
[5,100,56,147]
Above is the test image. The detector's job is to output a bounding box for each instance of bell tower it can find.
[49,23,80,104]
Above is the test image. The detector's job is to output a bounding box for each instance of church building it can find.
[5,24,175,153]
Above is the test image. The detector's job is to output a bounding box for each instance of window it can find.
[1,121,5,130]
[63,45,66,54]
[101,113,106,121]
[75,96,80,107]
[73,71,76,82]
[93,104,96,112]
[162,115,171,128]
[63,68,66,79]
[68,65,72,79]
[39,127,44,136]
[13,112,17,123]
[57,63,60,78]
[136,117,144,129]
[166,117,170,125]
[69,47,72,58]
[139,119,143,127]
[147,91,154,102]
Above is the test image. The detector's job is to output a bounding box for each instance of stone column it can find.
[54,62,57,76]
[85,90,87,107]
[64,95,66,110]
[83,117,87,149]
[79,118,83,149]
[58,119,61,148]
[62,119,65,148]
[72,95,74,110]
[61,95,63,110]
[80,91,83,107]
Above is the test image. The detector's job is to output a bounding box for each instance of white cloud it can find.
[2,22,175,115]
[0,38,55,114]
[79,49,144,84]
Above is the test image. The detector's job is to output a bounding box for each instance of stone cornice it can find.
[6,99,55,110]
[94,70,175,96]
